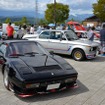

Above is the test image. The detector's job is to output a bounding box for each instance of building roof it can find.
[84,15,101,22]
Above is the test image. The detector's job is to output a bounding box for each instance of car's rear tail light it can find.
[26,83,40,88]
[65,77,77,83]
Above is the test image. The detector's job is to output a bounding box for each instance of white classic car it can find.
[23,30,100,61]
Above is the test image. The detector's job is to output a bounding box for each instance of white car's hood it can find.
[69,38,100,46]
[23,33,38,39]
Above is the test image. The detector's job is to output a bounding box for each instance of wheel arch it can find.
[71,48,85,55]
[2,64,10,74]
[71,48,86,61]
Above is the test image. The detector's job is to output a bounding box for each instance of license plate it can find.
[47,83,60,90]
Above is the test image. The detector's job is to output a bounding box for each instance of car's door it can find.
[0,44,7,70]
[48,31,69,54]
[34,31,50,48]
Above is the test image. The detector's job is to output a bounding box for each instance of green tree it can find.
[14,21,21,26]
[93,0,105,22]
[21,17,28,24]
[45,3,70,24]
[39,19,48,25]
[5,18,11,23]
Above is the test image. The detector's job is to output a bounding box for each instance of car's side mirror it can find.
[61,37,66,40]
[49,51,54,55]
[61,34,66,41]
[8,68,16,77]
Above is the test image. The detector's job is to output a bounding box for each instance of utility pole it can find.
[54,0,56,28]
[35,0,38,26]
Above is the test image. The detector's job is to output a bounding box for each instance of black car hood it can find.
[10,55,65,74]
[10,55,77,81]
[20,55,59,67]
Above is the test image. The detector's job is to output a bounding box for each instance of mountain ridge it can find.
[0,10,93,22]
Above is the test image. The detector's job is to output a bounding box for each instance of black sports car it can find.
[0,40,78,97]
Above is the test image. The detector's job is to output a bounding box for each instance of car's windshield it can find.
[8,41,49,56]
[64,30,79,40]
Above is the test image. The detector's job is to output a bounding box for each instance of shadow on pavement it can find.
[87,56,105,62]
[16,80,89,103]
[57,54,105,63]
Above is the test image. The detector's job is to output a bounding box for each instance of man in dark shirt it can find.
[100,24,105,55]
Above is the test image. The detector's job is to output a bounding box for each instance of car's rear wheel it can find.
[72,49,85,61]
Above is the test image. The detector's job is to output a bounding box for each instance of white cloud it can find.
[0,0,35,10]
[0,0,97,15]
[70,9,93,15]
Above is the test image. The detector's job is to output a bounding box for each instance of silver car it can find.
[23,30,100,61]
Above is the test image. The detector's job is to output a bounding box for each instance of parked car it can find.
[23,30,100,61]
[67,21,86,32]
[0,40,78,97]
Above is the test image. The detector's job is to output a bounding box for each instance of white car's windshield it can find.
[64,30,79,40]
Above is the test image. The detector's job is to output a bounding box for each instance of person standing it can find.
[30,24,35,34]
[17,25,24,39]
[100,24,105,55]
[67,24,71,30]
[87,27,95,41]
[22,23,27,35]
[6,22,14,39]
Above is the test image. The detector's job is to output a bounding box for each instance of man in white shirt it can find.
[30,25,35,34]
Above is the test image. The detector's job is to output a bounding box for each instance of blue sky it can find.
[0,0,97,15]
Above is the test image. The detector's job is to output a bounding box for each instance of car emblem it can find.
[51,72,54,75]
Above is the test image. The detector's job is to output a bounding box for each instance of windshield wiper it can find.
[24,52,47,56]
[9,53,24,57]
[24,52,39,55]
